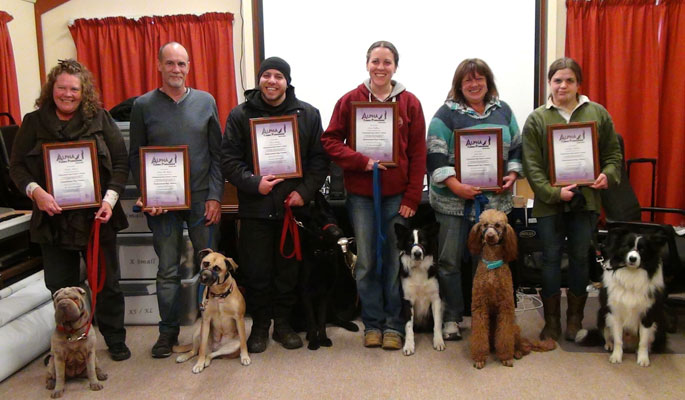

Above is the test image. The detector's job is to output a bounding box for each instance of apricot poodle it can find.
[467,209,554,369]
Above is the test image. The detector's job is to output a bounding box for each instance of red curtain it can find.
[0,11,21,125]
[69,12,237,127]
[566,0,684,225]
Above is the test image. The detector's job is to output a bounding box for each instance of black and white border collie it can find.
[394,222,445,356]
[575,228,668,366]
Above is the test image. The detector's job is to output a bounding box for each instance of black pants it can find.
[41,223,126,347]
[239,218,299,323]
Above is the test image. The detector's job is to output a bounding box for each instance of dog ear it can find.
[198,248,213,260]
[467,222,483,255]
[394,223,409,241]
[503,223,518,262]
[76,287,87,296]
[647,231,669,250]
[52,288,65,299]
[226,257,239,271]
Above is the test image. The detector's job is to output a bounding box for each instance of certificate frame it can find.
[42,140,101,210]
[349,101,399,167]
[249,115,303,179]
[547,121,600,187]
[140,145,191,211]
[454,127,503,191]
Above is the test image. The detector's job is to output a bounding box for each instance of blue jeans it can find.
[536,211,598,298]
[347,194,405,335]
[146,191,219,335]
[434,212,467,323]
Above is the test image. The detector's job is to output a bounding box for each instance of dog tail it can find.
[519,338,557,354]
[574,328,604,347]
[172,344,193,353]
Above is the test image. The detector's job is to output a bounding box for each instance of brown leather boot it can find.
[565,291,588,341]
[540,293,561,341]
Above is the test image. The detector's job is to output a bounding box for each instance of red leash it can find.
[83,218,106,338]
[280,194,302,261]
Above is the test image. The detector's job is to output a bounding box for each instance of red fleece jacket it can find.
[321,83,426,211]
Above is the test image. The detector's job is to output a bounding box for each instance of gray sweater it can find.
[129,88,224,202]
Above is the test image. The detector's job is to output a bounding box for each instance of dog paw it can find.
[604,341,614,351]
[609,352,623,364]
[192,362,205,374]
[403,343,415,356]
[176,354,189,363]
[46,378,55,390]
[204,358,211,368]
[473,361,486,369]
[51,389,64,398]
[501,359,514,367]
[320,338,332,347]
[307,340,320,350]
[433,337,445,351]
[241,355,251,366]
[97,372,108,381]
[89,382,103,391]
[637,353,650,367]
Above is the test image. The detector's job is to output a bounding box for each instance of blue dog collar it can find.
[484,259,504,270]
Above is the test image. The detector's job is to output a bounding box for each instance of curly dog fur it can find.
[468,209,555,369]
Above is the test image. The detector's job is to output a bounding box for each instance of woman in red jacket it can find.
[321,41,426,350]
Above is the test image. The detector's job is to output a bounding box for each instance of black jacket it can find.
[221,87,329,219]
[9,105,129,247]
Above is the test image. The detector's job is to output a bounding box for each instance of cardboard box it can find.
[117,232,197,280]
[119,199,149,233]
[514,178,535,203]
[121,273,199,325]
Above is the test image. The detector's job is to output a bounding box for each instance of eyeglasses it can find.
[57,59,83,73]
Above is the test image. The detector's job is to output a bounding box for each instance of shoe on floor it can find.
[363,330,382,348]
[108,342,131,361]
[381,332,402,350]
[248,325,270,353]
[443,321,462,341]
[272,323,303,350]
[151,333,178,358]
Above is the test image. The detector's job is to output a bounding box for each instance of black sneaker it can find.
[247,326,270,353]
[151,333,178,358]
[272,324,303,350]
[108,342,131,361]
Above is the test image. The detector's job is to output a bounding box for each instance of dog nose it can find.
[628,255,638,263]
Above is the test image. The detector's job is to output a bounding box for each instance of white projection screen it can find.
[260,0,541,131]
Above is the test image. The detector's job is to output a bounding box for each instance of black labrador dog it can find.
[295,192,359,350]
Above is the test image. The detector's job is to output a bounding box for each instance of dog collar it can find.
[209,281,234,299]
[484,259,504,270]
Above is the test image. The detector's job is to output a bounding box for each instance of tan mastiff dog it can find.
[46,287,107,398]
[173,249,251,373]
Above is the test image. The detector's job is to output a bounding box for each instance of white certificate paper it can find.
[551,126,596,183]
[144,150,186,207]
[254,120,298,176]
[354,106,394,162]
[47,147,97,206]
[459,133,499,188]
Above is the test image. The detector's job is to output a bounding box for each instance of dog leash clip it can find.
[67,332,87,343]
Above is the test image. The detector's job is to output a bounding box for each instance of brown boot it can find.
[540,293,561,341]
[565,291,588,341]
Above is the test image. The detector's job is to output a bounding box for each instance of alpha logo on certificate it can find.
[455,128,503,190]
[250,115,302,179]
[140,146,190,210]
[350,102,399,166]
[547,122,599,186]
[42,141,101,209]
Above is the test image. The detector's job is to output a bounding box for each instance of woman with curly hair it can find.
[9,59,131,361]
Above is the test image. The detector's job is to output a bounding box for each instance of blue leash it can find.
[463,194,489,262]
[373,163,385,278]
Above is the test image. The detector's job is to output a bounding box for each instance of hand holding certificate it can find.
[349,102,399,166]
[454,128,503,191]
[140,146,191,211]
[42,141,101,210]
[250,115,302,179]
[547,122,599,186]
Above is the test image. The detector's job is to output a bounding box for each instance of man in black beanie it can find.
[221,57,330,352]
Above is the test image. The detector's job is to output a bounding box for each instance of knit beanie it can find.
[257,57,292,85]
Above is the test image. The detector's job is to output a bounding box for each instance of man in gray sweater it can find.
[129,42,223,358]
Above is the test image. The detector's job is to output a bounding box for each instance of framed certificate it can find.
[249,115,302,179]
[547,122,599,186]
[454,128,503,191]
[349,102,399,167]
[42,141,101,210]
[140,146,191,211]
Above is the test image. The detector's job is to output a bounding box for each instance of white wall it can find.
[3,0,41,119]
